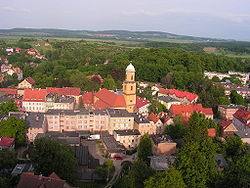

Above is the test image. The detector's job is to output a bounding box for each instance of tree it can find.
[124,159,155,188]
[219,96,231,105]
[94,160,115,182]
[0,117,27,146]
[0,100,18,114]
[0,148,17,169]
[70,73,100,91]
[224,136,244,160]
[230,90,245,105]
[103,75,116,90]
[149,101,167,114]
[31,138,77,183]
[144,168,186,188]
[165,115,187,139]
[137,134,153,164]
[175,113,218,188]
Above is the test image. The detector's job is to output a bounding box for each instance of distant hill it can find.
[0,28,230,42]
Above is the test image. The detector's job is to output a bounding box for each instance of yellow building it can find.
[123,63,136,113]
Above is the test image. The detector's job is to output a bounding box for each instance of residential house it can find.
[27,49,37,55]
[25,113,46,143]
[224,87,250,98]
[45,93,75,111]
[107,109,134,134]
[86,74,104,84]
[35,54,44,59]
[157,96,181,110]
[45,109,109,132]
[218,105,245,120]
[34,43,41,47]
[169,104,213,122]
[44,42,51,46]
[5,47,14,54]
[17,172,73,188]
[148,112,164,134]
[18,77,36,89]
[158,88,198,104]
[82,92,94,109]
[135,96,151,116]
[232,108,250,144]
[22,89,47,112]
[151,135,176,156]
[134,113,155,135]
[0,137,15,151]
[1,64,12,72]
[15,48,21,53]
[113,129,141,149]
[0,88,18,95]
[219,120,238,138]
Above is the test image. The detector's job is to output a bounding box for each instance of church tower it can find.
[123,63,136,113]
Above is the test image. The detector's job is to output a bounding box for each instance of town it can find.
[0,36,250,188]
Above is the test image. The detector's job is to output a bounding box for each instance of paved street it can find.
[81,140,105,165]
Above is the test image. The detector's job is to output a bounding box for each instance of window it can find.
[131,75,133,80]
[131,86,133,91]
[101,121,104,124]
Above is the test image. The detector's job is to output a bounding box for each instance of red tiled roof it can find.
[159,88,198,102]
[148,112,160,124]
[86,74,104,84]
[94,88,126,109]
[46,87,81,96]
[219,120,232,130]
[25,77,35,84]
[208,128,216,138]
[0,137,15,147]
[0,88,18,95]
[171,104,213,120]
[49,172,62,180]
[136,96,150,109]
[17,172,66,188]
[94,99,110,109]
[13,67,22,73]
[23,89,47,102]
[233,108,250,127]
[82,92,94,104]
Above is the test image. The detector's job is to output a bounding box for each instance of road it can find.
[81,140,105,165]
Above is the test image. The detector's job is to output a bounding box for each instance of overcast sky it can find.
[0,0,250,41]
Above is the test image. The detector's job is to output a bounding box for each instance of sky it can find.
[0,0,250,41]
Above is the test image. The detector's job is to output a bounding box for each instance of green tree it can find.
[137,134,153,164]
[125,159,155,188]
[165,115,187,139]
[70,73,100,91]
[103,75,116,90]
[94,160,115,182]
[144,168,186,188]
[175,113,218,188]
[149,101,167,114]
[230,90,245,105]
[0,100,18,114]
[224,136,244,160]
[0,117,27,145]
[0,148,17,169]
[31,138,77,184]
[219,96,231,105]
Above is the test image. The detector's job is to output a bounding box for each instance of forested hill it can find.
[0,28,229,42]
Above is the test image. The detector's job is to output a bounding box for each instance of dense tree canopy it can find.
[144,168,186,188]
[0,117,27,145]
[31,138,77,184]
[137,134,153,164]
[0,100,18,114]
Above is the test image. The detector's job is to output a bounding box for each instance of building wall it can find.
[123,71,136,113]
[18,80,33,89]
[155,142,177,156]
[108,117,134,135]
[219,107,240,120]
[137,104,150,117]
[22,101,46,112]
[27,127,45,143]
[134,121,156,135]
[46,113,109,132]
[114,132,141,149]
[158,99,181,110]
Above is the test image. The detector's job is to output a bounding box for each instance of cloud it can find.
[120,9,160,16]
[0,6,30,13]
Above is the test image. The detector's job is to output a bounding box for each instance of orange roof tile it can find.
[94,88,126,109]
[233,108,250,127]
[136,96,150,108]
[0,88,18,95]
[46,87,81,96]
[23,89,47,102]
[82,92,94,104]
[219,120,232,130]
[25,77,35,84]
[208,128,216,138]
[148,112,160,124]
[159,88,198,102]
